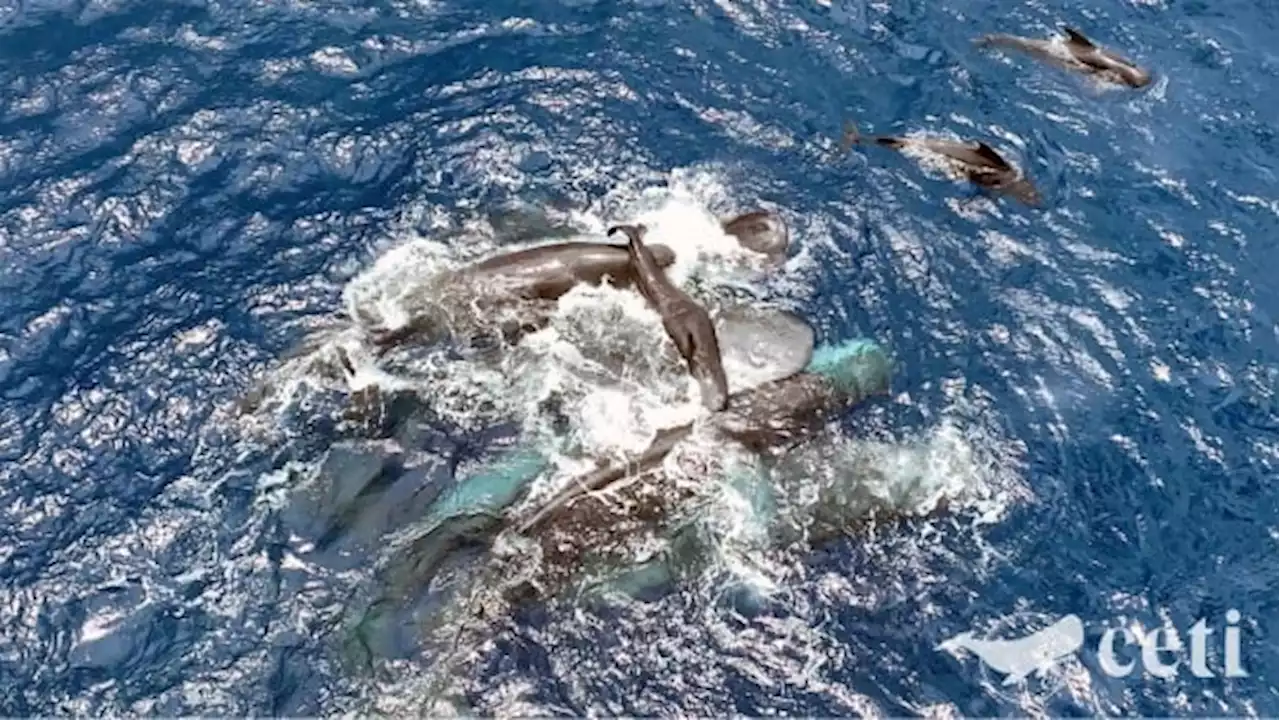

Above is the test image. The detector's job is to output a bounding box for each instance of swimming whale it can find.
[366,240,678,350]
[240,209,791,421]
[841,121,1043,207]
[975,26,1152,89]
[510,342,853,545]
[366,208,792,352]
[485,198,791,259]
[353,337,896,645]
[235,239,682,419]
[609,223,730,412]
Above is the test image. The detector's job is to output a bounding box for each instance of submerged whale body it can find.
[352,338,899,653]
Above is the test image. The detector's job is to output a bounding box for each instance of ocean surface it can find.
[1,0,1277,716]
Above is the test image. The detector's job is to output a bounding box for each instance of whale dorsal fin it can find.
[1062,26,1095,48]
[972,141,1011,170]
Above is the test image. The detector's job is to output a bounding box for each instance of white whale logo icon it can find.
[937,613,1085,695]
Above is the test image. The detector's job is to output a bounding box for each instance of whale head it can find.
[1002,176,1043,207]
[722,210,789,258]
[648,242,677,268]
[1104,61,1152,88]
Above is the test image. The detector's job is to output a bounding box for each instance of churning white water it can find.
[239,168,1032,716]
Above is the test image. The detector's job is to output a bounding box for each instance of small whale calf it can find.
[609,222,731,412]
[975,26,1152,89]
[842,120,1043,207]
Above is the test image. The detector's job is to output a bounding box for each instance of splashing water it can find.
[233,170,1034,715]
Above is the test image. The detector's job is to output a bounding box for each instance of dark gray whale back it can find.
[975,26,1152,89]
[844,120,1043,207]
[368,241,676,350]
[466,241,676,300]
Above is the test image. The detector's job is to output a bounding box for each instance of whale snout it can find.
[649,243,677,268]
[1125,66,1153,88]
[723,210,789,258]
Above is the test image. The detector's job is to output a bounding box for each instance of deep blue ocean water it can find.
[1,0,1277,716]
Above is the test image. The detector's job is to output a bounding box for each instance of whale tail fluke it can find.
[842,119,907,153]
[606,223,648,246]
[839,119,913,171]
[936,630,975,652]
